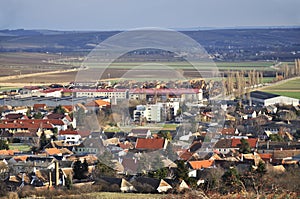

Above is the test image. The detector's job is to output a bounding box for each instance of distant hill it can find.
[0,28,299,61]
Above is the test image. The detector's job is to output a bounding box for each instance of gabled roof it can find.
[214,139,232,148]
[13,155,28,162]
[86,99,110,107]
[33,104,46,110]
[45,148,62,156]
[258,153,272,160]
[0,149,19,156]
[78,137,105,153]
[178,149,194,161]
[221,128,235,135]
[46,113,65,120]
[188,160,214,170]
[62,105,73,112]
[121,158,138,174]
[189,141,202,153]
[4,113,25,120]
[59,129,79,135]
[231,138,258,148]
[135,138,165,150]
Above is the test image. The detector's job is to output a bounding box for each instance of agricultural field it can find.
[262,77,300,99]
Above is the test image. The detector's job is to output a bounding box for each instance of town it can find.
[0,73,299,198]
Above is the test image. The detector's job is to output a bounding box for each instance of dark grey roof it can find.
[250,91,279,100]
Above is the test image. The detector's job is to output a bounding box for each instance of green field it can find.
[262,77,300,99]
[263,78,300,90]
[78,61,277,71]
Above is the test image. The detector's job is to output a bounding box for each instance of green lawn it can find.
[8,143,32,152]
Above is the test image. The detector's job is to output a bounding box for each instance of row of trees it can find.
[280,59,300,79]
[224,70,263,98]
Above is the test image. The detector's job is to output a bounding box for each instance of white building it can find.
[57,130,81,145]
[71,89,128,100]
[250,91,299,106]
[133,104,163,123]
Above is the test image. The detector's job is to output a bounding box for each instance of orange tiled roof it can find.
[86,99,110,107]
[45,148,62,155]
[62,105,73,112]
[135,138,165,150]
[0,149,19,156]
[13,156,28,162]
[258,153,272,160]
[189,160,214,170]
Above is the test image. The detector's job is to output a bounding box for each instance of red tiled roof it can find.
[231,138,258,148]
[1,119,64,126]
[46,113,65,120]
[40,88,62,93]
[4,113,24,120]
[0,121,53,129]
[33,104,46,109]
[135,138,165,150]
[189,160,214,170]
[129,88,200,95]
[178,150,194,161]
[221,128,235,135]
[258,153,272,160]
[119,142,134,149]
[59,129,79,135]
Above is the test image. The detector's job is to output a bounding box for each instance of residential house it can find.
[188,160,215,177]
[58,130,81,145]
[220,128,239,138]
[33,104,47,112]
[44,113,75,129]
[85,99,110,112]
[0,131,13,141]
[135,138,167,151]
[131,177,172,193]
[214,138,258,154]
[13,132,39,144]
[96,177,136,192]
[75,137,105,155]
[129,129,151,138]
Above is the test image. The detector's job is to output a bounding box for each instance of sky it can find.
[1,0,300,30]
